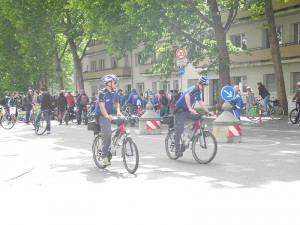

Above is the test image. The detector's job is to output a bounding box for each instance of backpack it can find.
[161,95,168,106]
[80,95,88,105]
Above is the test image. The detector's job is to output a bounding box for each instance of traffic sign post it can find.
[221,86,235,101]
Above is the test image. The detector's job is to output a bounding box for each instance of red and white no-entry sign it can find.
[175,48,187,60]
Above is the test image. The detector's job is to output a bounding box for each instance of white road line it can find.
[172,171,196,176]
[216,181,245,188]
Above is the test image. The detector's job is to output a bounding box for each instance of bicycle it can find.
[247,97,284,120]
[163,113,217,164]
[289,100,300,124]
[35,110,47,135]
[0,106,15,130]
[29,104,40,125]
[92,116,139,174]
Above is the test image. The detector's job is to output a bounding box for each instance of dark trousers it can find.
[25,105,32,124]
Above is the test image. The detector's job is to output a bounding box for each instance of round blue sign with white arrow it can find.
[178,67,185,76]
[221,86,235,101]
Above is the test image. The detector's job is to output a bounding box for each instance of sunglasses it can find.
[113,81,118,85]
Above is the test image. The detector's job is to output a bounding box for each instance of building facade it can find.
[81,0,300,110]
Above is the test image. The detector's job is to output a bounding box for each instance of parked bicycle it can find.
[91,116,139,174]
[0,106,15,130]
[247,97,284,120]
[289,100,300,124]
[163,114,217,164]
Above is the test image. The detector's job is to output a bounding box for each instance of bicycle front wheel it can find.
[92,134,107,169]
[270,106,284,120]
[192,131,217,164]
[165,129,181,160]
[35,116,47,135]
[1,114,14,130]
[289,109,299,124]
[122,137,139,174]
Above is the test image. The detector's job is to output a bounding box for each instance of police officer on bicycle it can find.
[173,76,213,157]
[95,74,122,166]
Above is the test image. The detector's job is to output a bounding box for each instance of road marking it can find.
[216,181,245,188]
[172,171,196,176]
[279,150,299,154]
[155,168,176,172]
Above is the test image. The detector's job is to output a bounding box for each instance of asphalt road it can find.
[0,116,299,225]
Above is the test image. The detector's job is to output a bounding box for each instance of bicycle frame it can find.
[111,120,130,154]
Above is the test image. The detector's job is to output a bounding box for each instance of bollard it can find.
[138,103,161,135]
[212,101,242,143]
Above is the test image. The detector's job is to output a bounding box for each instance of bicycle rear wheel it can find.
[35,116,47,135]
[122,137,139,174]
[289,109,299,124]
[92,134,107,169]
[1,114,14,130]
[192,131,217,164]
[165,129,183,160]
[270,106,284,120]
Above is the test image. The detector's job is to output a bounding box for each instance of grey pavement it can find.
[0,115,298,183]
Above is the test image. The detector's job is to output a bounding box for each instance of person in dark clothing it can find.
[34,88,52,134]
[57,90,68,125]
[76,89,89,125]
[257,82,270,115]
[23,89,33,124]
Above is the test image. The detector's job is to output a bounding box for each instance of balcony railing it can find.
[83,67,131,81]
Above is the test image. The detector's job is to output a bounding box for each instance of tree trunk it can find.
[55,52,64,91]
[264,0,288,114]
[208,0,231,104]
[68,38,84,91]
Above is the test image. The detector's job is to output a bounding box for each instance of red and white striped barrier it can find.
[146,120,161,130]
[228,125,242,137]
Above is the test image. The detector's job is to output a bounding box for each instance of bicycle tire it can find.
[64,111,69,125]
[1,114,14,130]
[192,131,217,164]
[289,109,299,124]
[35,116,47,135]
[122,137,139,174]
[165,129,182,160]
[92,134,107,169]
[270,106,284,120]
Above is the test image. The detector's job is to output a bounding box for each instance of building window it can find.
[111,58,118,69]
[136,83,144,95]
[230,76,247,92]
[292,72,300,92]
[91,60,97,72]
[152,82,157,94]
[264,74,276,92]
[159,81,170,94]
[262,26,283,48]
[293,23,300,43]
[135,53,142,66]
[98,59,105,71]
[124,55,129,67]
[173,80,179,90]
[230,33,247,50]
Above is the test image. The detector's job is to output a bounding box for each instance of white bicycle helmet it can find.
[198,76,209,85]
[102,74,119,84]
[297,82,300,86]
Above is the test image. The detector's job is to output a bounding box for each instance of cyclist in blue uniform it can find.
[173,76,213,157]
[95,74,122,166]
[125,88,143,114]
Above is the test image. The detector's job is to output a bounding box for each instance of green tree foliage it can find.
[78,0,244,94]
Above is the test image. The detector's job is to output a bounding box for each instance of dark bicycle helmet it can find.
[198,76,209,85]
[102,74,119,84]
